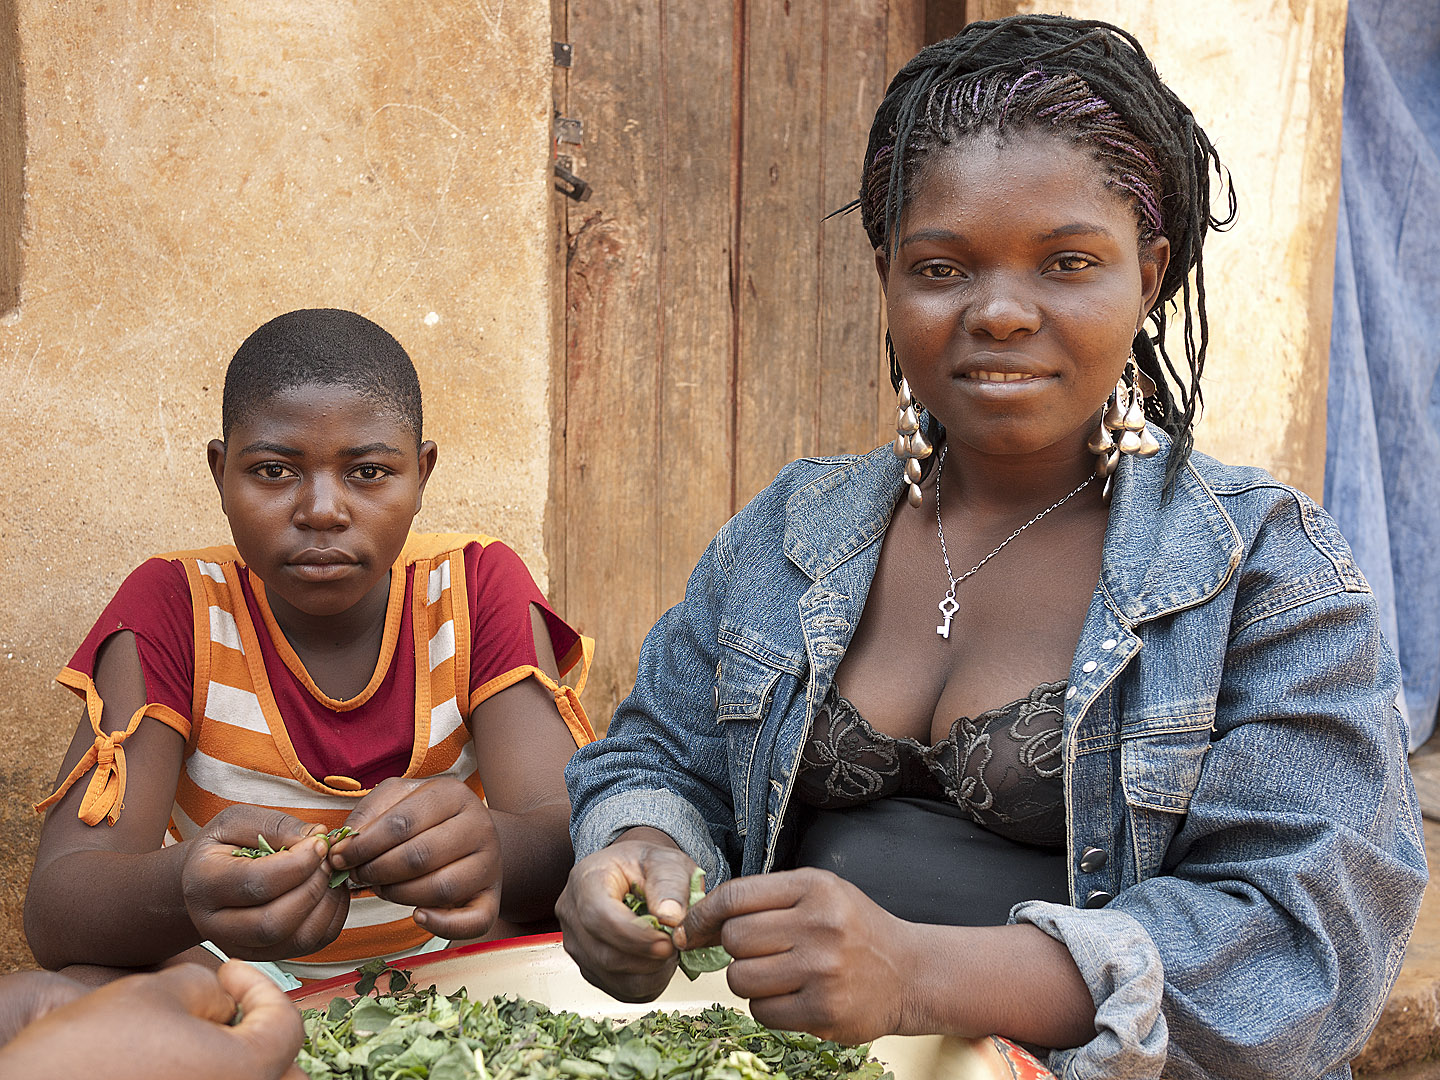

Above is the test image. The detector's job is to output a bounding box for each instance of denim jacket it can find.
[567,436,1426,1080]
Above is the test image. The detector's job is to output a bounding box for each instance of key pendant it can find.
[937,592,959,639]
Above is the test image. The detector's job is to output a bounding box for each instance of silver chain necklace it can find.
[933,445,1095,639]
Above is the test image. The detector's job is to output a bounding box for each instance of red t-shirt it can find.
[65,539,582,788]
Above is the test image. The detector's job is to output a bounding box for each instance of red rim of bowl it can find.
[285,931,565,1002]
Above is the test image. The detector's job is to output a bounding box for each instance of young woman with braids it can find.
[557,15,1425,1078]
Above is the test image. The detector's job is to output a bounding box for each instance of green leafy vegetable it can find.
[296,974,893,1080]
[624,868,734,981]
[232,827,358,889]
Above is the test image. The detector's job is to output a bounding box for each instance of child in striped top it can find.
[25,309,595,985]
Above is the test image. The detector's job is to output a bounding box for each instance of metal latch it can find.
[554,161,591,202]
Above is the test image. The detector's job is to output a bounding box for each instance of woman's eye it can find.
[1052,255,1095,272]
[918,264,960,279]
[352,465,386,481]
[256,463,290,480]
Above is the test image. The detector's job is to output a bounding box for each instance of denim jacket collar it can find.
[783,432,1245,628]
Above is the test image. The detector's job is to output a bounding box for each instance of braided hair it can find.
[853,14,1235,487]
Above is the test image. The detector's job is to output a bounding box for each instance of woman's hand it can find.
[330,776,501,940]
[0,961,306,1080]
[181,805,348,961]
[555,828,699,1002]
[676,867,912,1044]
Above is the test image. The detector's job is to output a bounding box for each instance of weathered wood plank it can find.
[818,0,890,458]
[563,0,665,726]
[656,0,737,611]
[733,0,826,506]
[545,0,571,622]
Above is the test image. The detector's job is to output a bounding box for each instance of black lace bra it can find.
[794,679,1068,849]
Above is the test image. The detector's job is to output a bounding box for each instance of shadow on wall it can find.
[1,0,20,315]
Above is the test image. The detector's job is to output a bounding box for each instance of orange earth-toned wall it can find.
[0,0,558,970]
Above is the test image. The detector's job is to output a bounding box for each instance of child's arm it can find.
[25,632,343,970]
[327,603,579,937]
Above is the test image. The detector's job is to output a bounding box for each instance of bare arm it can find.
[25,631,201,969]
[473,603,585,923]
[0,963,306,1080]
[25,631,344,970]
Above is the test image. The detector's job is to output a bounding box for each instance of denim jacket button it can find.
[1082,660,1098,673]
[713,684,719,710]
[1101,638,1117,650]
[1084,890,1115,908]
[1065,685,1077,700]
[1079,846,1108,873]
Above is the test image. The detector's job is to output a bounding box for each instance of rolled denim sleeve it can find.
[1047,561,1424,1078]
[565,523,743,882]
[1010,901,1168,1080]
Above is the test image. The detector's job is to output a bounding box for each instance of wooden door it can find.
[549,0,928,726]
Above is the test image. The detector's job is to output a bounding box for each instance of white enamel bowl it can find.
[288,934,1038,1080]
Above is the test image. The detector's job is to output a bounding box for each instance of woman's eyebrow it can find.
[899,227,966,248]
[1035,223,1114,242]
[235,441,405,457]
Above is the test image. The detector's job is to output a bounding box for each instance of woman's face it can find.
[878,129,1169,461]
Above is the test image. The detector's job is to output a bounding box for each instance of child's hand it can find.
[180,805,349,961]
[0,962,306,1080]
[329,776,501,940]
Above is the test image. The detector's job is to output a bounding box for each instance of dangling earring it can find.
[893,377,933,507]
[1088,352,1161,498]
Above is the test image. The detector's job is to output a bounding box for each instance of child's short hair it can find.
[221,309,424,444]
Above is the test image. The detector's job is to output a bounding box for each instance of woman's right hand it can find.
[555,827,699,1002]
[180,805,349,961]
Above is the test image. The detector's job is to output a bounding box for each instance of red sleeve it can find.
[465,540,583,703]
[62,557,196,725]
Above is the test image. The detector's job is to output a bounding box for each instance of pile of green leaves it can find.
[624,869,732,981]
[296,981,892,1080]
[232,826,357,888]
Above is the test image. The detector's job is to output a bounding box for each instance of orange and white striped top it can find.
[39,533,594,980]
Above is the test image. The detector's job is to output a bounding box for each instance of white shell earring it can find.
[892,377,933,507]
[1090,352,1161,498]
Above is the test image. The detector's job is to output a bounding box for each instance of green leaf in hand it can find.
[623,867,733,982]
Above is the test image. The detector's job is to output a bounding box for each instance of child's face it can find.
[207,382,437,620]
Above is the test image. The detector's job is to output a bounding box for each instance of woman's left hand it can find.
[331,777,501,940]
[676,867,913,1044]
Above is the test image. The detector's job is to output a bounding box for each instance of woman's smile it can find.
[964,370,1043,383]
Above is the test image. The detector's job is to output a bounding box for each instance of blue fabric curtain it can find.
[1325,0,1440,747]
